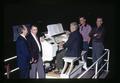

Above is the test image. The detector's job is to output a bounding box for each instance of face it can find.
[70,25,76,32]
[96,18,103,27]
[79,17,86,25]
[22,25,28,36]
[31,26,38,35]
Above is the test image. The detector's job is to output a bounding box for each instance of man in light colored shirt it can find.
[31,32,41,52]
[79,16,92,70]
[27,24,45,79]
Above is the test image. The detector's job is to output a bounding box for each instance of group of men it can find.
[16,25,45,78]
[16,16,104,78]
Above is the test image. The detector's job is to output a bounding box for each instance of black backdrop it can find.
[3,0,116,79]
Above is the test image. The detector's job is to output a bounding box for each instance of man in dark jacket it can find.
[16,25,30,78]
[55,22,83,73]
[26,24,45,79]
[89,17,104,69]
[63,22,83,57]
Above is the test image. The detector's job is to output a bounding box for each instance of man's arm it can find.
[63,33,76,48]
[27,36,38,63]
[87,26,92,43]
[94,28,104,39]
[16,39,30,59]
[89,27,95,38]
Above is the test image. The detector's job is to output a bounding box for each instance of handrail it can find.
[3,47,109,62]
[4,47,110,79]
[4,56,17,62]
[4,67,19,75]
[77,49,109,79]
[92,62,107,78]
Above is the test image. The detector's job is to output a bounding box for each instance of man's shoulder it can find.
[86,24,92,28]
[26,33,36,44]
[72,31,80,36]
[17,36,23,41]
[16,36,25,44]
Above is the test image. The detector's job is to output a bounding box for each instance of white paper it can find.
[47,23,64,36]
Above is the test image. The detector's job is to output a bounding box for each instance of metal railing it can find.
[4,47,110,79]
[4,56,19,78]
[4,56,17,62]
[77,48,110,79]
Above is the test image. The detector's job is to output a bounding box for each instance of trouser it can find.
[19,67,29,79]
[82,41,89,62]
[30,55,45,79]
[56,49,67,70]
[92,41,104,68]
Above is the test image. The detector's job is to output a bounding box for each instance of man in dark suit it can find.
[89,17,104,69]
[63,22,83,57]
[55,22,83,73]
[16,25,31,78]
[26,24,45,79]
[59,22,83,57]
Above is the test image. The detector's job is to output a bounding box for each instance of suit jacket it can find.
[16,35,31,69]
[63,30,83,57]
[89,26,104,42]
[26,33,42,61]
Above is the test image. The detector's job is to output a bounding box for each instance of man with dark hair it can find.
[79,16,92,70]
[16,25,30,78]
[89,17,104,68]
[26,24,45,79]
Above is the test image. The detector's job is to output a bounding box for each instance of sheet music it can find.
[47,23,64,36]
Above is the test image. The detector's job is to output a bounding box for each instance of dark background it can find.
[3,0,117,80]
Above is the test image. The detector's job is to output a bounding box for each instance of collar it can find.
[80,23,87,27]
[20,34,26,40]
[31,32,37,38]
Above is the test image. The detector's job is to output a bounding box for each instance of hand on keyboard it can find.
[58,41,65,49]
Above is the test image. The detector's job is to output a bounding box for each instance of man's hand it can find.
[30,57,34,64]
[65,31,70,35]
[33,59,37,63]
[94,33,98,37]
[58,41,65,48]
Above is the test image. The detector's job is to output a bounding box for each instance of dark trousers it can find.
[30,55,45,79]
[92,41,104,68]
[56,49,66,70]
[19,68,29,79]
[82,41,89,62]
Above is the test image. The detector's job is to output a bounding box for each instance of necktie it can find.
[81,26,83,31]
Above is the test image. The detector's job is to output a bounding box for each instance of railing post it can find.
[94,62,98,79]
[5,64,10,79]
[106,49,110,72]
